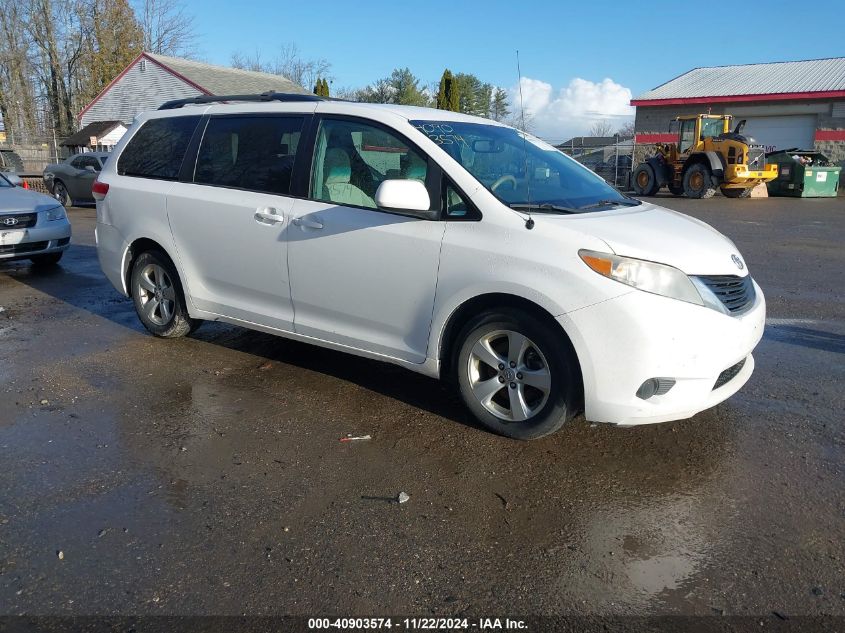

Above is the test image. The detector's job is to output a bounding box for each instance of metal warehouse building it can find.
[631,57,845,169]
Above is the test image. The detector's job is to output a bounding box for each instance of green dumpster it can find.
[766,149,841,197]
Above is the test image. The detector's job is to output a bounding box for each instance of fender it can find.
[646,156,671,186]
[685,151,725,179]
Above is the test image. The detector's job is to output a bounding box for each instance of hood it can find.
[541,201,748,276]
[0,187,62,215]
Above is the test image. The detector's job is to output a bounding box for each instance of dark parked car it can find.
[43,152,110,206]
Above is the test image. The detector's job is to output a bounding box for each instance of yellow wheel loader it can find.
[632,114,777,199]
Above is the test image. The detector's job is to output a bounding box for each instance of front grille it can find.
[0,240,48,255]
[695,274,756,314]
[714,358,746,390]
[0,212,37,228]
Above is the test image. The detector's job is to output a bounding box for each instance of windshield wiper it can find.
[578,199,642,210]
[509,203,580,214]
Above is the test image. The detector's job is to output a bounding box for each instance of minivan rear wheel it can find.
[130,250,198,338]
[454,309,578,440]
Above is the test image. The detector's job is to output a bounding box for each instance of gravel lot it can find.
[0,195,843,622]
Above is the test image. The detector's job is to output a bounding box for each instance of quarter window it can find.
[117,116,201,180]
[194,116,304,195]
[310,118,428,210]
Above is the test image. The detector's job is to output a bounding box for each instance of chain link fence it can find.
[558,139,635,191]
[0,137,69,174]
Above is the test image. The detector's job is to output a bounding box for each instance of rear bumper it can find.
[0,220,71,261]
[95,221,129,296]
[723,164,778,187]
[557,281,765,426]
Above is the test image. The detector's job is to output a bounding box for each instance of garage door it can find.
[742,115,816,153]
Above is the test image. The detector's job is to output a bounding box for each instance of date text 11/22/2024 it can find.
[307,618,528,630]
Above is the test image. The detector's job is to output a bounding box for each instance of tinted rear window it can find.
[194,116,304,195]
[118,116,200,180]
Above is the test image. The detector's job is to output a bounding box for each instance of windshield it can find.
[0,173,12,188]
[700,118,725,139]
[411,120,636,212]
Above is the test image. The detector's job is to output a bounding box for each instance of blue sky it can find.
[192,0,843,140]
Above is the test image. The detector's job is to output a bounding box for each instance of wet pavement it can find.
[0,196,843,618]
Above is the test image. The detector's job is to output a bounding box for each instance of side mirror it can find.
[375,180,434,218]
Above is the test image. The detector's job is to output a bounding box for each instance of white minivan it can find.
[95,93,765,439]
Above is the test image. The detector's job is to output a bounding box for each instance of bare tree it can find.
[617,119,635,138]
[136,0,197,57]
[231,44,331,90]
[0,0,38,141]
[589,119,614,137]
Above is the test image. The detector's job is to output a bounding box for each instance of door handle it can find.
[254,207,284,225]
[293,216,324,230]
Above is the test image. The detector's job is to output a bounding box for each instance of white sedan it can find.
[0,172,71,266]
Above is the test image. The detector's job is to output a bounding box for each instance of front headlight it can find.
[46,206,66,221]
[579,249,703,306]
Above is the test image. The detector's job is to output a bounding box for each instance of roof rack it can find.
[158,91,324,110]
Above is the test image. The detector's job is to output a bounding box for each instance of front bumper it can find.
[558,281,765,425]
[0,217,71,261]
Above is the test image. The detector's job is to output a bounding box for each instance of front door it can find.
[68,155,100,200]
[287,116,445,363]
[167,114,306,331]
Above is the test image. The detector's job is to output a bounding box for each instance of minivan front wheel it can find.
[130,250,198,338]
[455,310,578,440]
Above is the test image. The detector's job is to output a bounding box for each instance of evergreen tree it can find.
[436,69,459,111]
[491,88,510,122]
[86,0,145,99]
[323,78,330,97]
[454,73,492,117]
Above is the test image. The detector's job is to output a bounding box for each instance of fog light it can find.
[636,378,676,400]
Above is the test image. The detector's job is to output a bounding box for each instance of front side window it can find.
[412,120,635,213]
[194,116,304,195]
[310,118,428,210]
[0,174,11,188]
[117,116,201,180]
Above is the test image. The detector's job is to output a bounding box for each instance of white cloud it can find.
[509,76,635,143]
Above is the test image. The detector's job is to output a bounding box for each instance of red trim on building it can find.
[634,133,676,143]
[814,129,845,141]
[77,52,211,121]
[631,90,845,107]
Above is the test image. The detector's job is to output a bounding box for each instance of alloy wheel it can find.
[136,263,176,326]
[466,329,552,422]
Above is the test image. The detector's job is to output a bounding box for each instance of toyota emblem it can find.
[3,217,18,226]
[731,254,744,270]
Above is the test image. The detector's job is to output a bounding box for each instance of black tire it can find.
[682,163,718,199]
[130,250,199,338]
[52,180,70,207]
[454,309,579,440]
[668,183,685,196]
[632,163,660,196]
[721,186,752,198]
[30,252,63,267]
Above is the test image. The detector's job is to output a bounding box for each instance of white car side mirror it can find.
[375,179,432,215]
